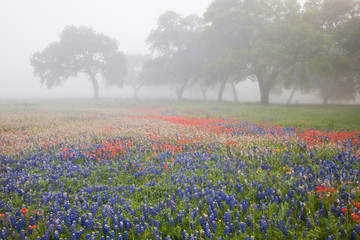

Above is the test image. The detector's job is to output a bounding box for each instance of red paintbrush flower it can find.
[342,208,348,215]
[353,213,360,222]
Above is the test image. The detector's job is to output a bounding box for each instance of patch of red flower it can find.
[137,115,235,136]
[30,225,37,229]
[299,130,360,145]
[22,208,28,214]
[78,139,136,161]
[342,208,348,215]
[164,164,169,171]
[354,202,360,210]
[353,213,360,222]
[317,185,337,193]
[226,140,238,146]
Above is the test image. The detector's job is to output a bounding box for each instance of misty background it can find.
[0,0,357,104]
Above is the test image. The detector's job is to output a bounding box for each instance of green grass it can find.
[1,99,360,131]
[156,100,360,131]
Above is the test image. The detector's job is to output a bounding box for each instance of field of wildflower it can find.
[1,101,360,239]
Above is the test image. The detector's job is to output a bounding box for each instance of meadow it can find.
[0,100,360,239]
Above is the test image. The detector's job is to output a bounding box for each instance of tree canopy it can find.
[125,54,151,100]
[30,25,127,99]
[198,0,360,104]
[146,11,205,100]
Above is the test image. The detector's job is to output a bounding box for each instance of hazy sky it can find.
[0,0,213,99]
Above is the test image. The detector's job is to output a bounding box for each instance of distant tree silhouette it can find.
[30,25,127,99]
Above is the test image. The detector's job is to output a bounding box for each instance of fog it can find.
[0,0,358,104]
[0,0,211,99]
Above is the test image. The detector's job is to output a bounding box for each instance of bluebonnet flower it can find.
[350,231,357,240]
[124,218,131,231]
[259,219,267,233]
[204,223,212,239]
[224,210,231,224]
[136,225,142,236]
[170,218,175,226]
[103,223,110,236]
[306,218,311,229]
[199,201,203,210]
[340,226,345,236]
[43,230,50,240]
[10,216,16,228]
[213,209,218,221]
[240,222,246,234]
[199,214,206,226]
[29,216,36,226]
[283,226,289,239]
[81,215,87,227]
[211,220,217,231]
[183,230,188,240]
[224,226,230,235]
[191,221,195,230]
[1,228,7,240]
[54,230,60,240]
[19,229,26,240]
[192,208,198,220]
[355,224,360,233]
[153,227,159,239]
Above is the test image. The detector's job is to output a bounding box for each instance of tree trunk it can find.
[286,87,296,104]
[321,84,330,105]
[231,82,238,102]
[256,66,279,105]
[217,79,227,102]
[260,88,270,105]
[177,82,187,101]
[200,87,207,101]
[133,86,141,100]
[320,79,335,105]
[256,74,269,104]
[322,97,329,105]
[88,71,99,99]
[202,91,207,101]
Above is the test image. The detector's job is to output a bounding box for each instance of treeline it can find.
[31,0,360,104]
